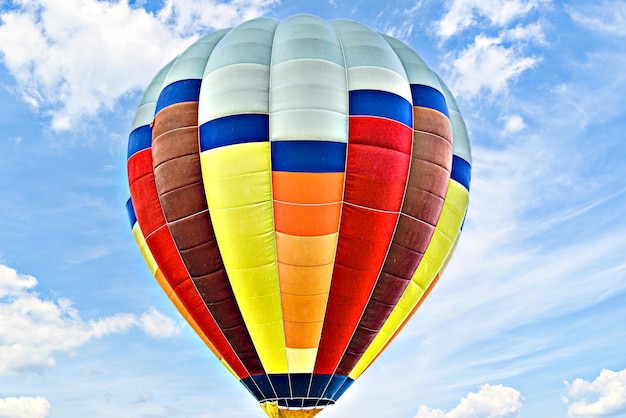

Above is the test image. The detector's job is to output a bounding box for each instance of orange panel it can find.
[278,263,334,295]
[281,293,328,322]
[275,232,338,266]
[274,201,341,236]
[272,171,344,204]
[284,320,324,348]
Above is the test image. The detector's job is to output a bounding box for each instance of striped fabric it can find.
[126,15,471,417]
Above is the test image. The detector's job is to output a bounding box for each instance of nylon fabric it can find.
[349,179,469,379]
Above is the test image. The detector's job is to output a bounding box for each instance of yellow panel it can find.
[349,180,469,379]
[132,224,158,275]
[200,141,287,374]
[207,171,272,209]
[201,141,270,179]
[286,347,318,373]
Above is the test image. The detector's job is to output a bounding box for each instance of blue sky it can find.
[0,0,625,417]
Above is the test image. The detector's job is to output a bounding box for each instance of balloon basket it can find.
[261,402,323,417]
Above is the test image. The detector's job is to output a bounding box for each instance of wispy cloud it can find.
[0,263,180,376]
[444,33,539,97]
[437,0,547,39]
[435,0,547,100]
[564,367,626,418]
[568,1,626,37]
[0,396,50,418]
[414,384,522,418]
[0,0,278,131]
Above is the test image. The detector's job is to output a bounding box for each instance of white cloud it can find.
[437,0,546,39]
[0,396,50,418]
[564,368,626,418]
[444,34,538,97]
[139,306,181,339]
[0,0,278,131]
[569,1,626,37]
[503,114,525,134]
[414,384,522,418]
[0,264,180,376]
[158,0,278,34]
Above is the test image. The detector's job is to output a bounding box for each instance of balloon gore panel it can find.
[127,14,471,417]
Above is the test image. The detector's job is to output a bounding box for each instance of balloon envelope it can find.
[126,14,471,417]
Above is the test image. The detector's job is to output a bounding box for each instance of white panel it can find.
[347,66,412,103]
[270,59,347,114]
[198,63,270,124]
[270,109,348,142]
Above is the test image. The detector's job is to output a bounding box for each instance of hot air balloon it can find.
[126,14,471,418]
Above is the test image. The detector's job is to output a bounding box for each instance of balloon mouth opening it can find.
[260,401,327,417]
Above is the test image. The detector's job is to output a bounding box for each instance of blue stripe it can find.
[199,114,269,151]
[451,154,471,191]
[127,125,152,158]
[155,79,201,114]
[321,374,347,400]
[308,374,333,398]
[250,374,276,400]
[240,377,264,402]
[332,377,354,401]
[268,374,290,399]
[303,398,333,407]
[349,89,413,127]
[125,198,137,229]
[271,141,346,173]
[410,84,450,118]
[290,374,311,397]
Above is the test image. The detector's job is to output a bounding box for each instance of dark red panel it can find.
[175,279,252,378]
[151,102,263,377]
[334,106,455,376]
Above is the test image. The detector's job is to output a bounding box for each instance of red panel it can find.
[334,230,393,272]
[346,143,411,184]
[314,114,412,376]
[128,150,166,237]
[176,279,251,378]
[337,204,398,243]
[349,116,413,154]
[145,227,189,288]
[128,132,254,380]
[127,148,153,184]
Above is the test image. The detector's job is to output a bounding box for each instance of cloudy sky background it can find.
[1,0,625,417]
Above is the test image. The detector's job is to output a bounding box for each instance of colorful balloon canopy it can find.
[126,14,471,418]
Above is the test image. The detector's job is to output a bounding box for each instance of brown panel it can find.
[193,271,233,303]
[159,182,208,222]
[391,215,435,255]
[152,102,198,139]
[413,131,453,169]
[169,212,215,250]
[152,127,199,167]
[153,154,203,194]
[180,240,222,277]
[382,243,424,279]
[359,299,396,330]
[335,107,455,377]
[152,100,263,376]
[407,159,450,199]
[402,186,445,226]
[412,106,452,140]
